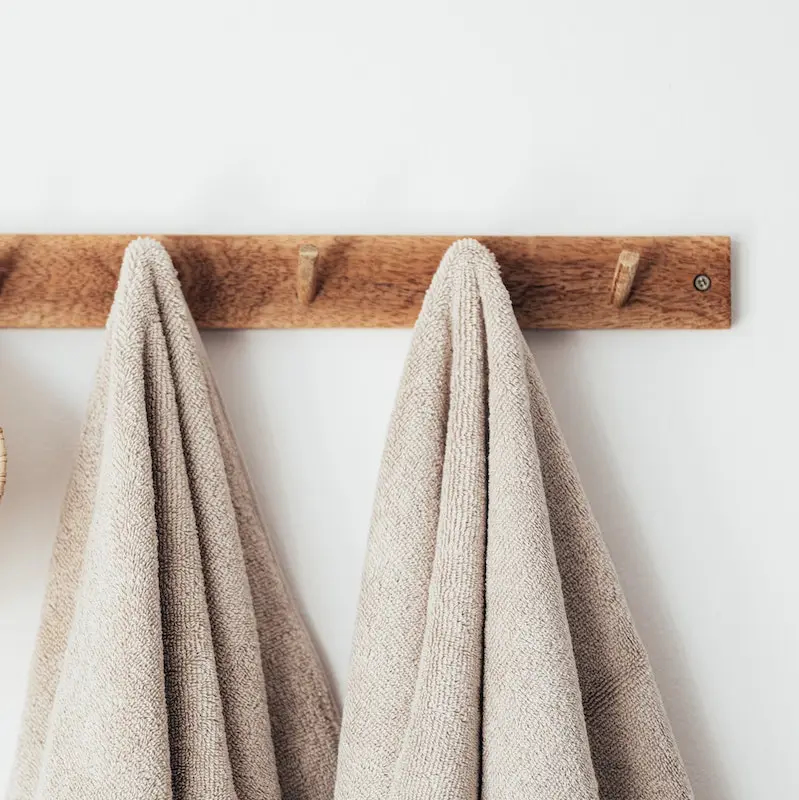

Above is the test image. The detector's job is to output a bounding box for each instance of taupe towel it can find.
[8,239,339,800]
[335,239,693,799]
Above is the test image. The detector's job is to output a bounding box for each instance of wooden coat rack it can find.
[0,234,731,329]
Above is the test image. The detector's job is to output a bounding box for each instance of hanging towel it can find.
[8,239,339,800]
[334,239,693,800]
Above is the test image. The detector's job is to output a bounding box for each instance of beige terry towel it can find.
[335,239,693,800]
[8,239,339,800]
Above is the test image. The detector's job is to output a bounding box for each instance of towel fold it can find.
[8,239,340,800]
[334,239,693,799]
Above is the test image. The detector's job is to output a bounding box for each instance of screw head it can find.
[694,274,711,292]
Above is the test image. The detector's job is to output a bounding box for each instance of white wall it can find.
[0,1,796,797]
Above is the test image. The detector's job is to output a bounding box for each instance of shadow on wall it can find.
[202,329,347,701]
[0,346,84,581]
[529,330,732,800]
[0,341,90,774]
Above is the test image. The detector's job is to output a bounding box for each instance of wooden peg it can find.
[297,244,320,305]
[610,250,640,307]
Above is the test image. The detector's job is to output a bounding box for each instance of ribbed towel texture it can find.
[7,239,340,800]
[333,239,693,799]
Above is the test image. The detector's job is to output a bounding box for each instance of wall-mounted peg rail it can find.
[0,235,730,329]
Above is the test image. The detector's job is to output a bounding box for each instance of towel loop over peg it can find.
[610,250,640,308]
[297,244,320,305]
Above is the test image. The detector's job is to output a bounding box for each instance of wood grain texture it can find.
[0,235,731,329]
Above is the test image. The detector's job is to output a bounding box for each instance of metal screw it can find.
[693,274,711,292]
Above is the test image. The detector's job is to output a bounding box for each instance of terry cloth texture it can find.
[334,239,693,800]
[7,238,340,800]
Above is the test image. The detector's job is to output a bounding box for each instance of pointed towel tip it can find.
[442,237,502,276]
[122,237,178,281]
[110,238,184,329]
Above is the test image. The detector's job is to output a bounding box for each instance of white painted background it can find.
[0,1,796,797]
